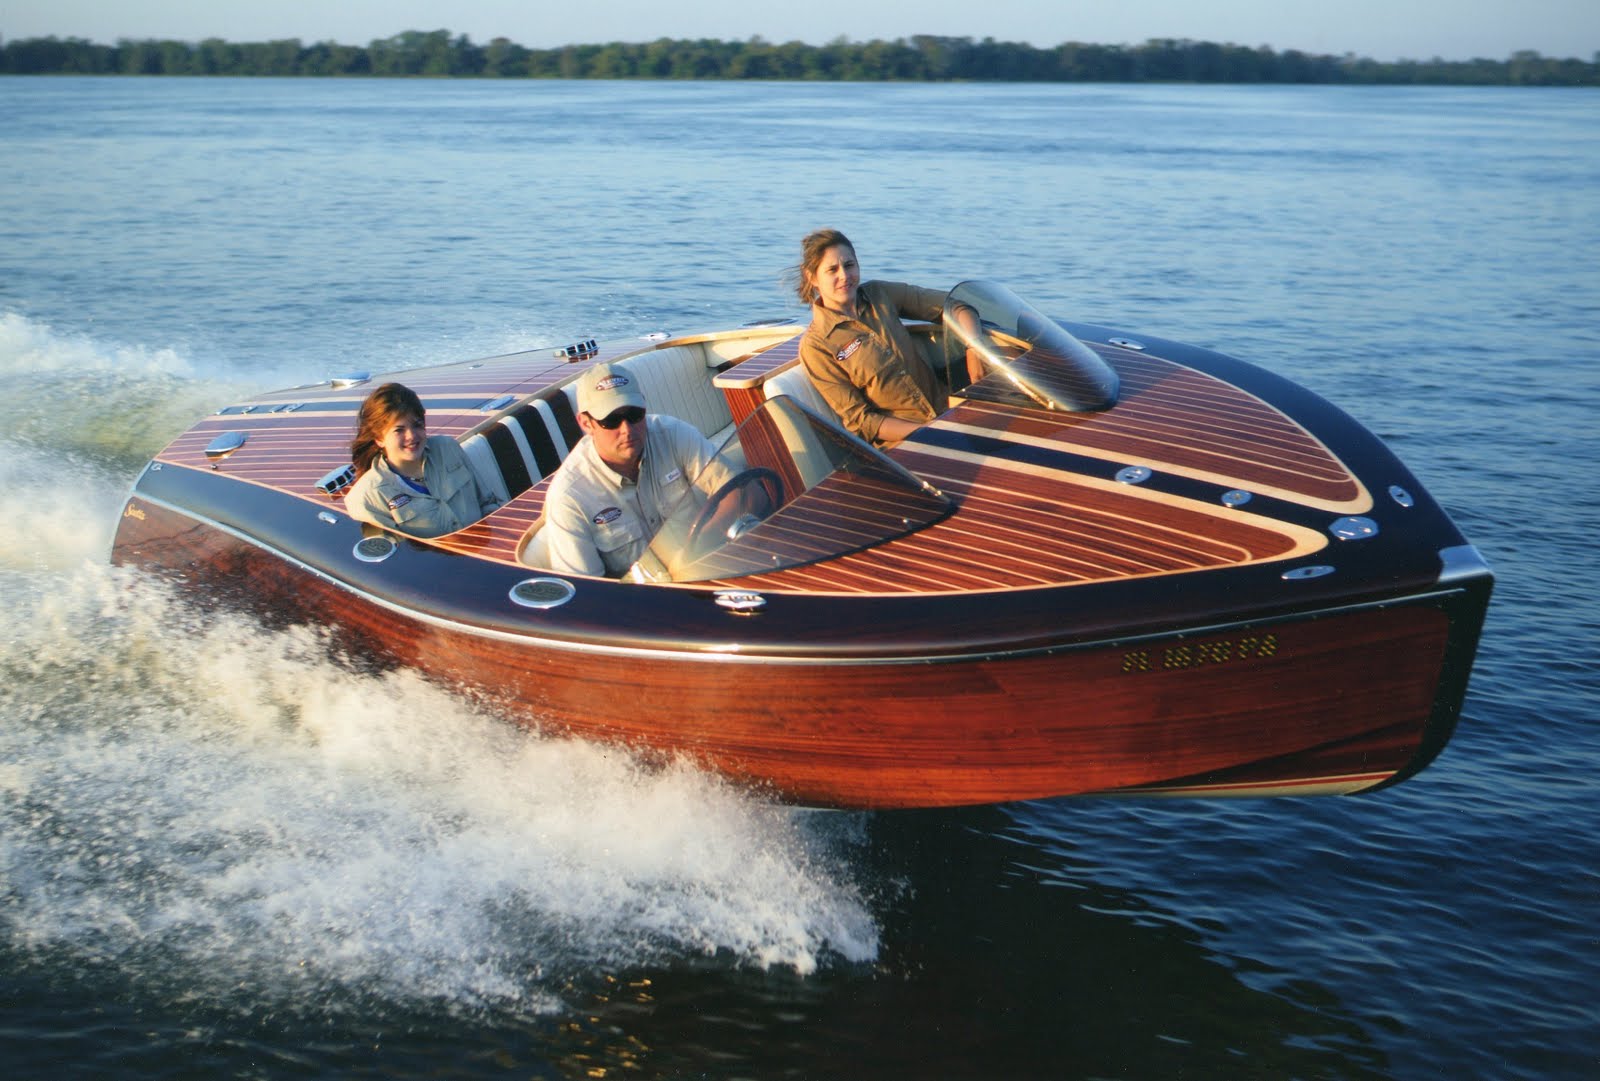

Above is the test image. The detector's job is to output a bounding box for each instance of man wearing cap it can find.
[541,361,726,577]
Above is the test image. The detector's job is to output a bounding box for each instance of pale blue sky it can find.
[5,0,1599,62]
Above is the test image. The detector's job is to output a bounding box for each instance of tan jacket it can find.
[799,279,949,445]
[344,435,494,538]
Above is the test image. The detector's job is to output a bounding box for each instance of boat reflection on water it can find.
[536,807,1390,1080]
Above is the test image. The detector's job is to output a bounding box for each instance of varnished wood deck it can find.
[712,451,1323,594]
[949,345,1369,512]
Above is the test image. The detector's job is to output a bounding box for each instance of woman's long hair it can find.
[791,227,854,304]
[350,383,425,478]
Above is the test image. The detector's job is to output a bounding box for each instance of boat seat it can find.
[460,385,584,505]
[605,343,736,444]
[518,517,552,569]
[763,395,837,491]
[756,364,841,489]
[762,361,837,422]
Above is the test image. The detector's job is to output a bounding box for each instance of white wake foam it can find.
[0,311,269,470]
[1,545,878,1018]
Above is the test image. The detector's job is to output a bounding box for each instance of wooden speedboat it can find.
[111,282,1492,808]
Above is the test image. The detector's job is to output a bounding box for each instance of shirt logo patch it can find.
[836,338,863,362]
[593,506,623,526]
[386,494,412,510]
[664,468,682,483]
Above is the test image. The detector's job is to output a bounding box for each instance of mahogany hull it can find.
[113,493,1487,809]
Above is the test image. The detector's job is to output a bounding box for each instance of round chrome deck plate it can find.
[510,578,576,609]
[353,536,398,563]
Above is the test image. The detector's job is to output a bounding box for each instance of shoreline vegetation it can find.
[2,29,1596,85]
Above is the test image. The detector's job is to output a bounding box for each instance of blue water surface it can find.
[1,76,1596,1080]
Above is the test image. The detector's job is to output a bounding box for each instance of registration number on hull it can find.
[1120,633,1280,674]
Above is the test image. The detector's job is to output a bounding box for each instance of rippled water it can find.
[2,76,1597,1079]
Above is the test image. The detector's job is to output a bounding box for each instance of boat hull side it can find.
[111,494,1482,809]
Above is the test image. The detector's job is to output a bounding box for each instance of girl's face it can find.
[810,243,860,312]
[380,413,427,475]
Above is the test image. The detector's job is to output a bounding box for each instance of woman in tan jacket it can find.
[794,228,982,446]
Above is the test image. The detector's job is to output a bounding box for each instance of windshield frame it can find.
[942,280,1120,413]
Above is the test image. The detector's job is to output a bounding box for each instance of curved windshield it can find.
[942,280,1119,412]
[627,396,951,584]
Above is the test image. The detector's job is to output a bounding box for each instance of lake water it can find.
[1,76,1596,1079]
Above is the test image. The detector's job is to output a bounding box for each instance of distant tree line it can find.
[2,29,1596,86]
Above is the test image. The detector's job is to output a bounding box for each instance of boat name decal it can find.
[593,506,622,525]
[123,503,146,521]
[837,337,863,362]
[1121,633,1279,675]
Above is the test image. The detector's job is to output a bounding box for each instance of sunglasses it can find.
[592,406,646,430]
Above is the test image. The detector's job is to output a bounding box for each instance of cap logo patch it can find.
[595,375,631,391]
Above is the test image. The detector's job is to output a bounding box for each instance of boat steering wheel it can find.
[687,467,784,548]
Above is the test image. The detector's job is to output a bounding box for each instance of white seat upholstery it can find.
[518,519,551,568]
[460,434,512,505]
[766,397,837,490]
[613,344,733,441]
[763,361,837,421]
[459,394,575,510]
[531,398,573,458]
[757,364,848,490]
